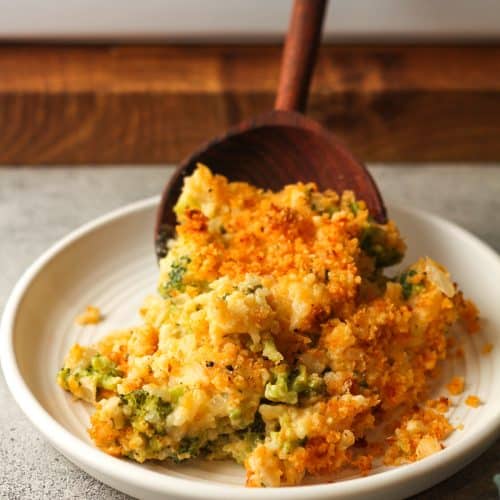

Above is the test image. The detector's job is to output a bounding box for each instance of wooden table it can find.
[1,44,500,165]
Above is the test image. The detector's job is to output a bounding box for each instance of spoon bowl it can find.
[155,0,386,259]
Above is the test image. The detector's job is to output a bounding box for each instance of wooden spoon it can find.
[155,0,386,259]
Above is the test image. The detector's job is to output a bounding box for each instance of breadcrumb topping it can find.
[75,305,102,325]
[465,395,481,408]
[58,165,480,486]
[482,343,493,355]
[447,376,465,396]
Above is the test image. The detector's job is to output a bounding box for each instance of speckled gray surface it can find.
[0,165,499,500]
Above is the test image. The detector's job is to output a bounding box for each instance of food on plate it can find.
[58,164,479,487]
[482,343,493,355]
[465,395,481,408]
[75,305,102,326]
[446,376,465,396]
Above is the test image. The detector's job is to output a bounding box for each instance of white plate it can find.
[1,197,499,500]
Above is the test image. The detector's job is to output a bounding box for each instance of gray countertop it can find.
[1,165,499,500]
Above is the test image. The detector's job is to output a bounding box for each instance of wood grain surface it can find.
[1,44,499,164]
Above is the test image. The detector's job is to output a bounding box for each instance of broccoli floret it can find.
[311,202,339,217]
[360,225,403,268]
[262,338,284,364]
[173,437,201,462]
[229,408,242,424]
[350,201,360,215]
[228,412,266,462]
[57,353,123,398]
[120,389,173,434]
[290,365,325,395]
[397,269,424,300]
[264,365,325,404]
[265,370,298,404]
[159,256,191,296]
[290,365,308,393]
[168,385,185,404]
[88,354,122,389]
[56,367,71,389]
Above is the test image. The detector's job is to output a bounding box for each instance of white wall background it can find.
[0,0,499,42]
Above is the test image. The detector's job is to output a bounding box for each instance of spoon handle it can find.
[275,0,328,113]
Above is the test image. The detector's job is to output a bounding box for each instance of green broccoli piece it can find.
[290,365,308,393]
[57,353,123,396]
[264,365,325,404]
[350,201,360,215]
[265,370,298,404]
[262,338,284,364]
[397,269,424,300]
[360,225,403,268]
[120,389,173,434]
[159,256,191,296]
[173,437,201,462]
[290,365,325,395]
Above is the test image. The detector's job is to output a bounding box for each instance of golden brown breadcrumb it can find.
[75,305,102,325]
[465,395,481,408]
[447,376,465,396]
[57,165,480,487]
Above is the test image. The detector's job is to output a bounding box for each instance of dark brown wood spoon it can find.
[155,0,386,259]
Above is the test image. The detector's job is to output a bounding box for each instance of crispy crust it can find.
[57,165,481,487]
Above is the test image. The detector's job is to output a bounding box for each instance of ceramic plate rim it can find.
[1,196,500,499]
